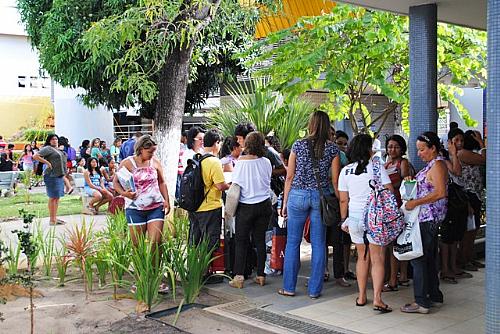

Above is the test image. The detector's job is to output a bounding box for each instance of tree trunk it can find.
[154,44,195,204]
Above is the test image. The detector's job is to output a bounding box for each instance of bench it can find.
[0,171,19,197]
[72,172,93,214]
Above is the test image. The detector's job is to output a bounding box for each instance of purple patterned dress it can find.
[416,157,448,224]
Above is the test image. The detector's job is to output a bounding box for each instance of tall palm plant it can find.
[274,98,314,150]
[208,78,312,149]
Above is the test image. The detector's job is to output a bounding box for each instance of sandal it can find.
[356,297,367,307]
[277,289,295,297]
[463,263,478,272]
[158,282,170,294]
[401,302,429,314]
[456,271,473,279]
[471,260,485,268]
[49,220,66,226]
[441,276,458,284]
[382,283,398,292]
[336,278,351,287]
[345,271,357,280]
[373,304,392,313]
[398,279,410,287]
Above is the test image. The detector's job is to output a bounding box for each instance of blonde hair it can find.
[134,135,157,156]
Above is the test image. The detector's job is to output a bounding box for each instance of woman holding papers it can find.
[113,135,170,248]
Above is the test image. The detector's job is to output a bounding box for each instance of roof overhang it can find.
[337,0,486,30]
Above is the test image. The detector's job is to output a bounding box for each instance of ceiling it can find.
[338,0,486,30]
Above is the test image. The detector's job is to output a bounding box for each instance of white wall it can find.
[0,34,51,98]
[449,87,484,134]
[54,84,114,149]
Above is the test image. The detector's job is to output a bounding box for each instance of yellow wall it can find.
[255,0,336,38]
[0,96,53,140]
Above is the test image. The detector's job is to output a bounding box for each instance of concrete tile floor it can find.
[210,241,485,334]
[285,264,485,334]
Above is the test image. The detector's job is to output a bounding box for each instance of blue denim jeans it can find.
[283,188,326,296]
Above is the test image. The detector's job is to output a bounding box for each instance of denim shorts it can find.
[125,206,164,225]
[44,175,64,199]
[84,186,101,197]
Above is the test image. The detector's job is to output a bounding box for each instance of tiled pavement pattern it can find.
[209,242,485,334]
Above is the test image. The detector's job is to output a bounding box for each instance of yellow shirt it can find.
[197,156,225,212]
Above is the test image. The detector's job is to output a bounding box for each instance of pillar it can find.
[408,4,437,171]
[486,1,500,332]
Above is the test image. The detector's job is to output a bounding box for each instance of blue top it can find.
[119,138,136,161]
[291,139,339,190]
[85,171,102,188]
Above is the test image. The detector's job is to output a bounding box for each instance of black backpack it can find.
[178,153,213,212]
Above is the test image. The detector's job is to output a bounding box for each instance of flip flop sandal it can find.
[398,280,410,287]
[471,260,485,268]
[158,283,170,294]
[373,304,392,313]
[382,283,398,292]
[277,289,295,297]
[356,297,367,307]
[456,271,473,279]
[50,220,66,226]
[441,276,458,284]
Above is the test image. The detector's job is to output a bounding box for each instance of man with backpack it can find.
[180,129,229,275]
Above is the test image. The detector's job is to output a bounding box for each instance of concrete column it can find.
[408,4,437,171]
[486,1,500,332]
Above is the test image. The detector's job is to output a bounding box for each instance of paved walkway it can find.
[208,242,485,334]
[0,213,109,249]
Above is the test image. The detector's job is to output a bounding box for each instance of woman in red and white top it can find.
[383,135,412,292]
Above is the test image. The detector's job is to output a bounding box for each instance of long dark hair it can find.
[307,110,331,159]
[24,144,32,155]
[463,130,481,151]
[347,134,373,175]
[86,157,101,176]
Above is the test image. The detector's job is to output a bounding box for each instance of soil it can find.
[0,270,256,334]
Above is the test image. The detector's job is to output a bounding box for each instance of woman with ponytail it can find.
[338,134,394,313]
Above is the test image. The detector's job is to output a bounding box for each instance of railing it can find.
[113,123,153,140]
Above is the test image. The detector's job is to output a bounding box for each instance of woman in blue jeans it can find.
[279,110,341,298]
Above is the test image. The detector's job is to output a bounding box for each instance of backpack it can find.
[66,147,77,161]
[363,156,405,247]
[178,153,213,212]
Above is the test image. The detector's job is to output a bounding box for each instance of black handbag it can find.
[308,140,340,227]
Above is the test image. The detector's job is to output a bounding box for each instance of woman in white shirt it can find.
[338,134,394,313]
[181,126,205,169]
[229,131,272,289]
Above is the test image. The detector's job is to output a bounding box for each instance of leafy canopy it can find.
[17,0,271,115]
[245,4,486,134]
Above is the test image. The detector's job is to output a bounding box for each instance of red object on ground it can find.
[108,196,125,215]
[209,239,225,273]
[270,227,287,270]
[304,216,311,243]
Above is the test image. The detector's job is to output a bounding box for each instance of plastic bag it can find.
[393,202,423,261]
[400,179,418,201]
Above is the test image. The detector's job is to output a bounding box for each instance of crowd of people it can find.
[0,114,486,315]
[177,114,485,316]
